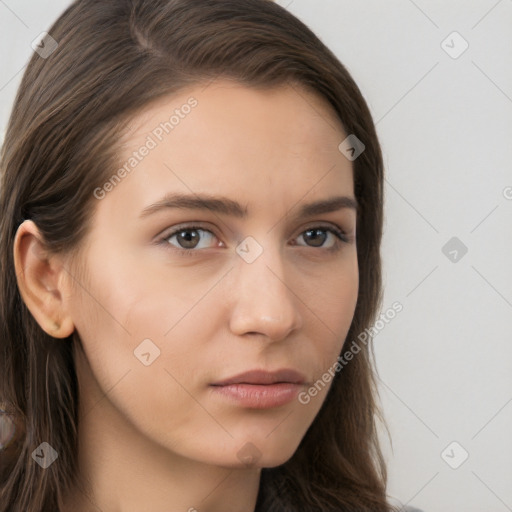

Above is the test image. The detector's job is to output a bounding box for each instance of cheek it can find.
[69,250,220,409]
[305,259,359,356]
[70,283,215,456]
[293,267,359,417]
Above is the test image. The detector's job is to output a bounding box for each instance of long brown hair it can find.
[0,0,393,510]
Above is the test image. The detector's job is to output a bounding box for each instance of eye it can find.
[162,225,219,251]
[293,225,349,250]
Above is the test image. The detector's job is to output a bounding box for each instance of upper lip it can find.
[211,369,306,386]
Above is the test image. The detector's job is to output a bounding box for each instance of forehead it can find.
[97,80,354,223]
[122,79,346,155]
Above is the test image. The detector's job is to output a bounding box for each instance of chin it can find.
[228,436,301,470]
[217,452,295,470]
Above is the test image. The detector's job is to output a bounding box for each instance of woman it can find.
[0,0,417,510]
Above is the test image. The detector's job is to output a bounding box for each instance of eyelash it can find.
[157,223,351,257]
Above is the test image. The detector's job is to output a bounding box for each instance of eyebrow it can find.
[139,193,358,219]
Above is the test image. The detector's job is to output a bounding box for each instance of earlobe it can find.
[47,316,76,339]
[13,220,75,339]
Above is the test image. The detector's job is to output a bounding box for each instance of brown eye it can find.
[164,227,217,250]
[294,226,347,249]
[174,229,200,249]
[302,228,328,247]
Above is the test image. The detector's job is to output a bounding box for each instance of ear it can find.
[13,220,75,339]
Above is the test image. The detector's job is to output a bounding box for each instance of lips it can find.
[211,369,306,386]
[209,369,307,409]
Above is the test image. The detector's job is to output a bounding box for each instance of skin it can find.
[14,80,358,512]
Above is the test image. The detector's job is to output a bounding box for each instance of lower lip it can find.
[210,383,302,409]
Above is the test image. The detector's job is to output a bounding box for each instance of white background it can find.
[1,1,511,511]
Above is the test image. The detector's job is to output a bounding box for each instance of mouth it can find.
[211,368,306,386]
[209,369,307,409]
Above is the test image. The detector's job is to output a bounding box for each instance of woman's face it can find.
[67,80,358,469]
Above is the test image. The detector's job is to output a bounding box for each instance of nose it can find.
[228,242,303,342]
